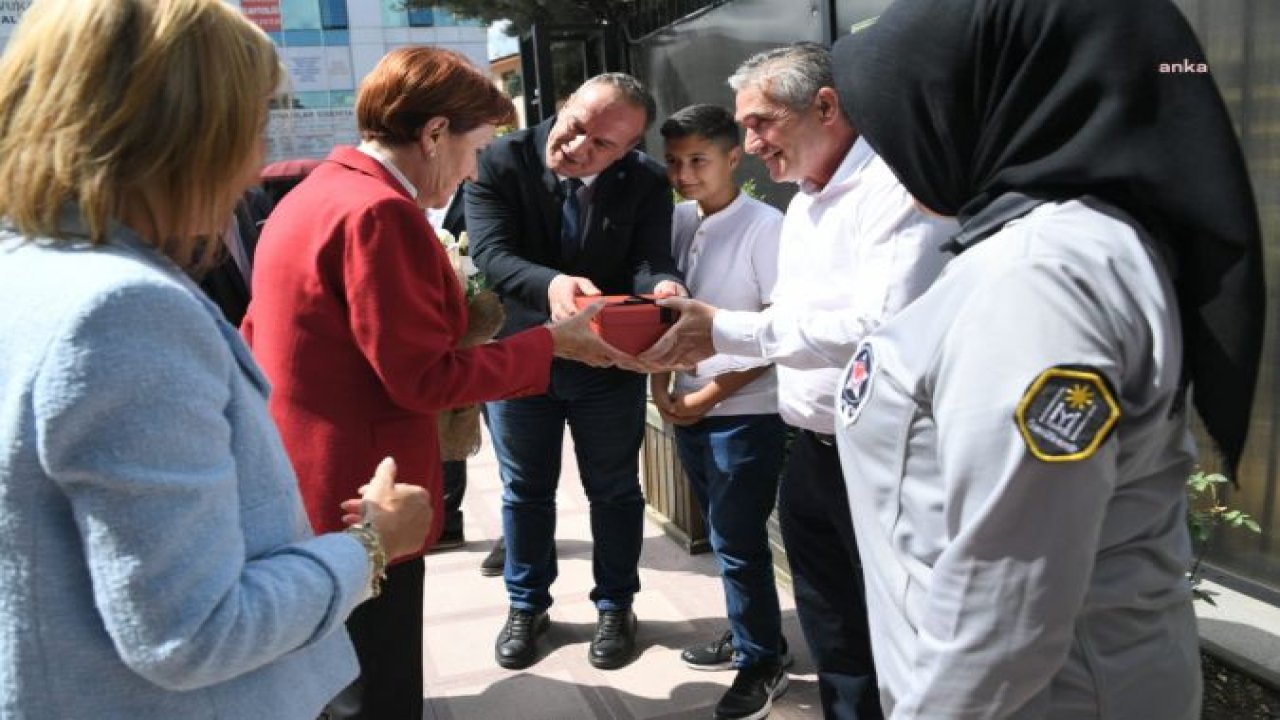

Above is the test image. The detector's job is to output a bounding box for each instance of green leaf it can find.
[1190,520,1212,543]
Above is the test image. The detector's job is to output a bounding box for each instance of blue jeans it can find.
[675,413,786,668]
[486,360,646,613]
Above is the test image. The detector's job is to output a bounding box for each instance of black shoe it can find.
[428,527,465,552]
[683,630,795,671]
[479,536,505,577]
[494,607,549,670]
[714,660,789,720]
[682,630,735,670]
[779,636,793,669]
[588,608,637,670]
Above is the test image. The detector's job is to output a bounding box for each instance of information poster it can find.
[0,0,31,37]
[280,45,354,93]
[241,0,281,33]
[265,107,357,163]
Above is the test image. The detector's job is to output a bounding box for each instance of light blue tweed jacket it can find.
[0,210,368,719]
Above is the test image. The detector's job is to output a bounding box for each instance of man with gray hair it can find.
[643,43,956,719]
[467,72,685,672]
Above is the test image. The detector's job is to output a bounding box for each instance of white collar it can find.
[696,190,748,227]
[357,141,419,199]
[555,172,599,189]
[798,136,875,198]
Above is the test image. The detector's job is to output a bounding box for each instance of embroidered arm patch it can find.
[1014,366,1120,462]
[838,342,876,426]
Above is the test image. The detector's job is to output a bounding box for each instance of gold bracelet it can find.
[345,523,387,598]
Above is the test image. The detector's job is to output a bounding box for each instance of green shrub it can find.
[1186,471,1261,604]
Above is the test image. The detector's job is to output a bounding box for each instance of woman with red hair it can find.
[244,46,624,718]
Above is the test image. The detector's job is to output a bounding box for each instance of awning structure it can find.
[260,157,323,182]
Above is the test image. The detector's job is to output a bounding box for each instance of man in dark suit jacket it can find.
[198,187,272,325]
[467,73,684,672]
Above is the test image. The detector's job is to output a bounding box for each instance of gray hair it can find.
[577,72,658,128]
[728,42,833,112]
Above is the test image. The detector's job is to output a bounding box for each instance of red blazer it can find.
[243,147,552,555]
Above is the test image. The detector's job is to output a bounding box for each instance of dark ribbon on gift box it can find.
[616,295,677,324]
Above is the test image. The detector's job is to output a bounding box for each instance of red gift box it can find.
[573,294,677,354]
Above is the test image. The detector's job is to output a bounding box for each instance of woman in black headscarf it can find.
[828,0,1262,717]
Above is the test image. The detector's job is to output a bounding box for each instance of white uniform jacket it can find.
[835,199,1201,719]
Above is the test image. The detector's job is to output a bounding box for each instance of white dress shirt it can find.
[357,142,418,199]
[671,193,782,417]
[712,137,957,433]
[426,201,450,232]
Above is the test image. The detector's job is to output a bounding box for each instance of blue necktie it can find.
[560,178,584,260]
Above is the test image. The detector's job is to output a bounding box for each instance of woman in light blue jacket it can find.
[0,1,431,718]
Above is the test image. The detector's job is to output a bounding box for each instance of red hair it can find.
[357,46,516,145]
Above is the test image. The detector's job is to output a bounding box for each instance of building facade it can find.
[233,1,487,162]
[490,52,526,129]
[0,2,487,162]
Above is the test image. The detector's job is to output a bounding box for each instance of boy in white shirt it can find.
[651,104,788,720]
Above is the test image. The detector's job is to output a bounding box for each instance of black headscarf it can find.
[832,0,1264,473]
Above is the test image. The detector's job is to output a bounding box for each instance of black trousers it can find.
[778,430,883,720]
[322,559,424,720]
[442,459,466,535]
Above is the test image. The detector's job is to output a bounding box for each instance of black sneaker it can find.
[683,631,795,671]
[494,607,549,670]
[479,536,506,577]
[714,660,789,720]
[428,527,465,552]
[588,608,638,669]
[779,635,794,669]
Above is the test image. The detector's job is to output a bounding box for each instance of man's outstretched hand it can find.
[638,297,718,371]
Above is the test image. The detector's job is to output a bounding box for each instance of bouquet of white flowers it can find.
[437,229,485,300]
[436,228,505,460]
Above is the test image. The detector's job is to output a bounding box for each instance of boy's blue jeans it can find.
[674,413,787,668]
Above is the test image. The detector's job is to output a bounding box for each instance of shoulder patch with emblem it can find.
[839,342,876,426]
[1014,366,1120,462]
